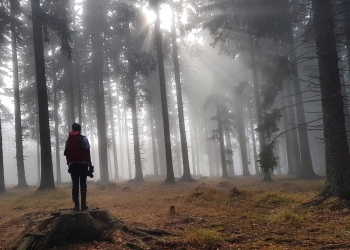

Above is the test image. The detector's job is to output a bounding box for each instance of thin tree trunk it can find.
[0,117,5,193]
[86,0,109,183]
[217,102,228,177]
[31,0,55,190]
[124,102,132,180]
[10,1,28,188]
[107,80,119,180]
[224,129,235,176]
[236,91,250,176]
[36,121,40,185]
[52,61,61,184]
[87,93,96,180]
[205,123,215,176]
[281,94,297,175]
[312,0,350,198]
[125,29,143,182]
[149,104,159,176]
[342,0,350,147]
[76,55,82,125]
[170,2,193,182]
[190,121,196,176]
[152,0,175,183]
[246,95,259,175]
[117,88,124,178]
[286,27,317,178]
[249,34,271,181]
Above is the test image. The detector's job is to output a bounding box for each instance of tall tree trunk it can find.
[190,121,196,176]
[342,0,350,148]
[124,102,132,179]
[31,0,55,190]
[170,3,193,182]
[0,117,5,193]
[205,123,215,176]
[76,54,83,125]
[152,0,175,183]
[125,28,143,182]
[236,92,250,176]
[249,34,271,181]
[128,72,143,182]
[286,27,316,178]
[87,0,109,183]
[52,61,61,184]
[285,83,302,175]
[67,60,75,125]
[87,93,96,180]
[36,120,40,185]
[224,129,235,176]
[312,0,350,198]
[217,102,228,177]
[107,80,119,180]
[10,0,27,188]
[117,88,124,178]
[149,104,159,176]
[281,93,297,175]
[246,95,259,175]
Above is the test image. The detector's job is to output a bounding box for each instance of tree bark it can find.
[248,34,271,181]
[0,117,5,193]
[224,128,235,176]
[107,80,119,180]
[170,2,193,182]
[246,94,259,175]
[151,0,175,183]
[87,0,109,183]
[31,0,55,190]
[125,26,143,182]
[11,0,28,188]
[123,100,132,180]
[52,61,61,184]
[312,0,350,199]
[217,101,228,177]
[148,104,159,176]
[286,27,316,178]
[235,91,250,176]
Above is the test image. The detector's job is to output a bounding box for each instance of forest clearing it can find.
[1,176,349,250]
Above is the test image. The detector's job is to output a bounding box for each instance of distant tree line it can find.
[0,0,349,199]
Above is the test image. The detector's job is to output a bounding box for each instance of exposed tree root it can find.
[11,206,172,250]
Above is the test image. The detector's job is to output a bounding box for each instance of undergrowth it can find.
[2,176,350,250]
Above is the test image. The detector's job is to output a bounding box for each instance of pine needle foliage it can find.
[257,140,278,173]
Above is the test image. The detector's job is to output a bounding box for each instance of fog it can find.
[2,0,345,190]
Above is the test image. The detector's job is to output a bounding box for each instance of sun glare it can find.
[143,5,173,31]
[143,7,156,24]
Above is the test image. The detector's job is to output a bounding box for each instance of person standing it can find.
[64,122,93,211]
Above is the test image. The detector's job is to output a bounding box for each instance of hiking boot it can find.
[81,203,88,211]
[74,201,80,211]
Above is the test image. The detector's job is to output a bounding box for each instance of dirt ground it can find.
[1,175,350,250]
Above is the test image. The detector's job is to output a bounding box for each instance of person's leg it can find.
[79,164,88,210]
[70,164,80,211]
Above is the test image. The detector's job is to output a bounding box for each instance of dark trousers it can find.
[69,163,88,204]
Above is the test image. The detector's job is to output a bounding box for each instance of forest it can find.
[1,0,350,249]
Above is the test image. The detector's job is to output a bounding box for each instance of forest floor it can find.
[1,175,350,250]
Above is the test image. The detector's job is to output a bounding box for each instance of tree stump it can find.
[11,206,172,250]
[12,207,122,249]
[170,206,175,215]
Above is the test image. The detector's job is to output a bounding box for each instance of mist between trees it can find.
[0,0,349,198]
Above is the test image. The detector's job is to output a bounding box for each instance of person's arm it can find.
[85,148,92,165]
[83,137,92,165]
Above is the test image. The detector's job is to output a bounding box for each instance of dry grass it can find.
[1,175,350,249]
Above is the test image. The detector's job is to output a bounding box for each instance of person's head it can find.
[72,122,81,132]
